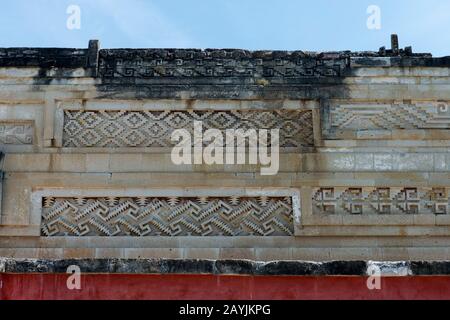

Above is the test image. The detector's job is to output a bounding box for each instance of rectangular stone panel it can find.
[0,121,33,145]
[324,101,450,139]
[312,187,450,215]
[40,194,296,236]
[62,109,313,148]
[98,49,347,79]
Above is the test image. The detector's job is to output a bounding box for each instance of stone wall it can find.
[1,40,450,261]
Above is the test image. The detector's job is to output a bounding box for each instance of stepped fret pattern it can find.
[330,102,450,130]
[0,122,33,144]
[98,49,347,78]
[313,187,450,215]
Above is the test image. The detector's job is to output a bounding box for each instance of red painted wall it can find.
[1,274,450,300]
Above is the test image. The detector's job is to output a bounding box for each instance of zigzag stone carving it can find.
[330,102,450,130]
[0,122,33,144]
[41,196,294,236]
[313,187,450,215]
[62,109,313,148]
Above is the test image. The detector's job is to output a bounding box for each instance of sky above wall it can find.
[1,0,449,56]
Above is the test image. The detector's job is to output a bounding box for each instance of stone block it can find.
[373,154,392,170]
[219,248,256,260]
[255,248,292,261]
[184,248,220,260]
[86,154,110,172]
[124,248,183,259]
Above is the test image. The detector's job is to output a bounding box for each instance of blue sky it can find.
[1,0,450,56]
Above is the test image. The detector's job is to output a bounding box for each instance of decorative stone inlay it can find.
[330,102,450,130]
[0,122,33,145]
[98,49,348,78]
[62,109,313,148]
[41,196,294,236]
[312,187,450,215]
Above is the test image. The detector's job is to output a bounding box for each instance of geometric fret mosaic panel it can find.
[41,196,294,236]
[330,102,450,130]
[313,187,450,215]
[62,109,313,148]
[98,49,347,79]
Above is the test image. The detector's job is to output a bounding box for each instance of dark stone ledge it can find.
[350,56,450,68]
[0,45,444,81]
[2,258,450,276]
[0,48,88,68]
[410,261,450,275]
[93,83,350,100]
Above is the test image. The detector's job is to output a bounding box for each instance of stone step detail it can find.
[41,196,294,236]
[62,109,313,148]
[329,102,450,130]
[313,187,450,215]
[0,122,33,145]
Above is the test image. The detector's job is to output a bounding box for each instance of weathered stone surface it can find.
[312,187,450,215]
[409,261,450,275]
[62,109,314,149]
[2,38,450,262]
[0,48,88,68]
[0,258,369,275]
[41,196,295,237]
[0,122,33,145]
[3,258,450,276]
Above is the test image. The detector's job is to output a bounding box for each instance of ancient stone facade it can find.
[1,39,450,261]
